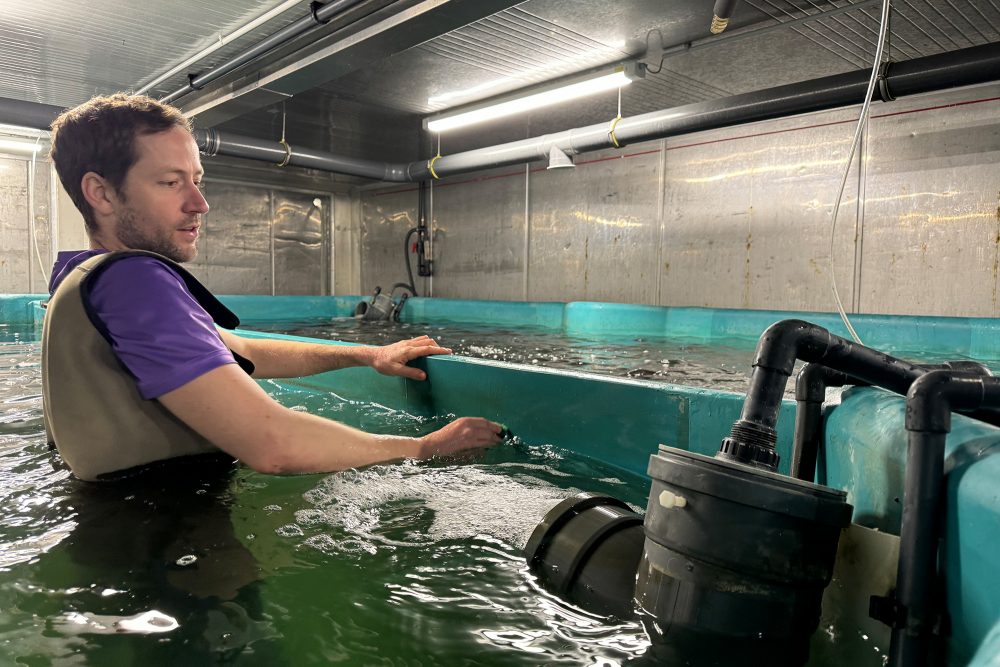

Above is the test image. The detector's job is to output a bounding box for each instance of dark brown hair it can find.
[49,93,192,232]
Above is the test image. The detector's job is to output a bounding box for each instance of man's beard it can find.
[115,207,197,263]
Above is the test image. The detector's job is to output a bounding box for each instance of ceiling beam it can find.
[180,0,524,127]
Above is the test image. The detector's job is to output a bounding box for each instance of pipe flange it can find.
[877,60,895,102]
[275,138,292,167]
[427,154,442,180]
[310,1,333,25]
[200,129,221,158]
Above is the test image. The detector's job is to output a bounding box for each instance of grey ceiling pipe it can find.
[416,41,1000,181]
[0,97,64,131]
[191,41,1000,182]
[160,0,367,104]
[195,128,425,181]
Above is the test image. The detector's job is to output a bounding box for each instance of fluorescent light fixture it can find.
[427,41,630,108]
[0,137,43,156]
[426,62,643,134]
[0,125,48,157]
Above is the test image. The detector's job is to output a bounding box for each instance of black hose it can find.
[401,227,418,297]
[391,281,414,296]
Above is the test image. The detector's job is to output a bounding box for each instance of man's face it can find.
[111,126,209,263]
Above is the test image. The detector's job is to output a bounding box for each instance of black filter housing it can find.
[636,445,853,666]
[524,492,646,619]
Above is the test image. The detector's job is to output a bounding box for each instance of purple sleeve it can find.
[88,257,237,400]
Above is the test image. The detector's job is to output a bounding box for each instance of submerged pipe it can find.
[194,41,1000,182]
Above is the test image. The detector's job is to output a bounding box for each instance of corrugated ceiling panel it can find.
[746,0,1000,67]
[0,0,307,108]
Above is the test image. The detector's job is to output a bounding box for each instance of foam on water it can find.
[295,459,579,554]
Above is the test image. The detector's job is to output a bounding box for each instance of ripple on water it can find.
[297,460,579,552]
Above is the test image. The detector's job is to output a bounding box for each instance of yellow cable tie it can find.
[276,138,292,167]
[428,153,442,180]
[608,115,623,148]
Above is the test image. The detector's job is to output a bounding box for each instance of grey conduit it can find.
[194,41,1000,182]
[0,98,64,131]
[160,0,368,104]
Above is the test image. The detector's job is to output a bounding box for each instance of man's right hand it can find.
[417,417,503,459]
[160,364,505,474]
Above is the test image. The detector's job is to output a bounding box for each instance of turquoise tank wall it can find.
[7,293,1000,663]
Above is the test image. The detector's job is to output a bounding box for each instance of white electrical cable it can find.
[828,0,892,345]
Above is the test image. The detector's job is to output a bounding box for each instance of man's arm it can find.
[158,363,502,474]
[219,330,448,380]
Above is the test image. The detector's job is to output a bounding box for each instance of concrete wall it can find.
[3,81,999,316]
[358,82,1000,317]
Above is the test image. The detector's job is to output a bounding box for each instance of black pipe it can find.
[161,0,367,104]
[888,372,1000,667]
[399,227,418,297]
[789,361,991,482]
[415,180,432,278]
[718,320,1000,470]
[0,97,64,131]
[790,364,858,481]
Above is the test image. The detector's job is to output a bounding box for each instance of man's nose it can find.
[184,183,210,215]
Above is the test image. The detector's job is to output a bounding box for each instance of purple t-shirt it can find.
[49,250,236,400]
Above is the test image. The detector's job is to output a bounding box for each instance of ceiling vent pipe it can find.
[194,41,1000,182]
[0,98,64,132]
[160,0,368,104]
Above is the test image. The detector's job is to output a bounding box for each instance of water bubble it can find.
[275,524,304,537]
[175,555,197,567]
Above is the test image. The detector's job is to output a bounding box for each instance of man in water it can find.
[43,93,501,482]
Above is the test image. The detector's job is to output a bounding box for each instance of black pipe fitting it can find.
[790,364,859,481]
[719,319,1000,473]
[720,321,1000,667]
[789,360,991,483]
[887,372,1000,667]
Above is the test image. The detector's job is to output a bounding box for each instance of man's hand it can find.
[367,335,452,380]
[417,417,503,458]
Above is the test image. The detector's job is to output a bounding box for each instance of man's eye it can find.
[194,182,205,190]
[160,181,178,187]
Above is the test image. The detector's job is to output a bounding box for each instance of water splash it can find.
[295,460,575,554]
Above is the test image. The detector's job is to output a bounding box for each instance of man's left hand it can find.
[367,335,452,380]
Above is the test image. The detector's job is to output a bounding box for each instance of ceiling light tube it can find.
[0,137,44,156]
[426,63,643,134]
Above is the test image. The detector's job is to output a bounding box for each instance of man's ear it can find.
[80,172,118,217]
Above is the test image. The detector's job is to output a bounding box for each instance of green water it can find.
[0,325,892,665]
[0,328,651,665]
[242,318,762,395]
[242,317,1000,400]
